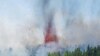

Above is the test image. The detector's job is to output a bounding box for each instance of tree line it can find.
[48,45,100,56]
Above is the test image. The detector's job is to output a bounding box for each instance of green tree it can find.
[96,46,100,56]
[48,45,100,56]
[48,52,60,56]
[73,48,82,56]
[64,51,73,56]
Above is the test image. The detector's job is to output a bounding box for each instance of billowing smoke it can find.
[0,0,100,56]
[0,0,45,56]
[53,0,100,49]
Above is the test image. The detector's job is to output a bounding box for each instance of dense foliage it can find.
[48,45,100,56]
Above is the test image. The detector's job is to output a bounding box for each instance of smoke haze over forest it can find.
[0,0,100,56]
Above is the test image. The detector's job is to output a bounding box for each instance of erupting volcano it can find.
[44,18,58,44]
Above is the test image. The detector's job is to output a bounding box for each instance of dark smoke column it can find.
[35,18,60,56]
[45,18,58,44]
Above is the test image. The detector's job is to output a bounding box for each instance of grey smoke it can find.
[0,0,100,56]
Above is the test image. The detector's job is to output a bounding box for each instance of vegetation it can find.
[48,45,100,56]
[48,52,60,56]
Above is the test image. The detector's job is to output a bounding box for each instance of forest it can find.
[48,45,100,56]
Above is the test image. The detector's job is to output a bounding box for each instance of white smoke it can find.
[0,0,100,56]
[0,0,45,56]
